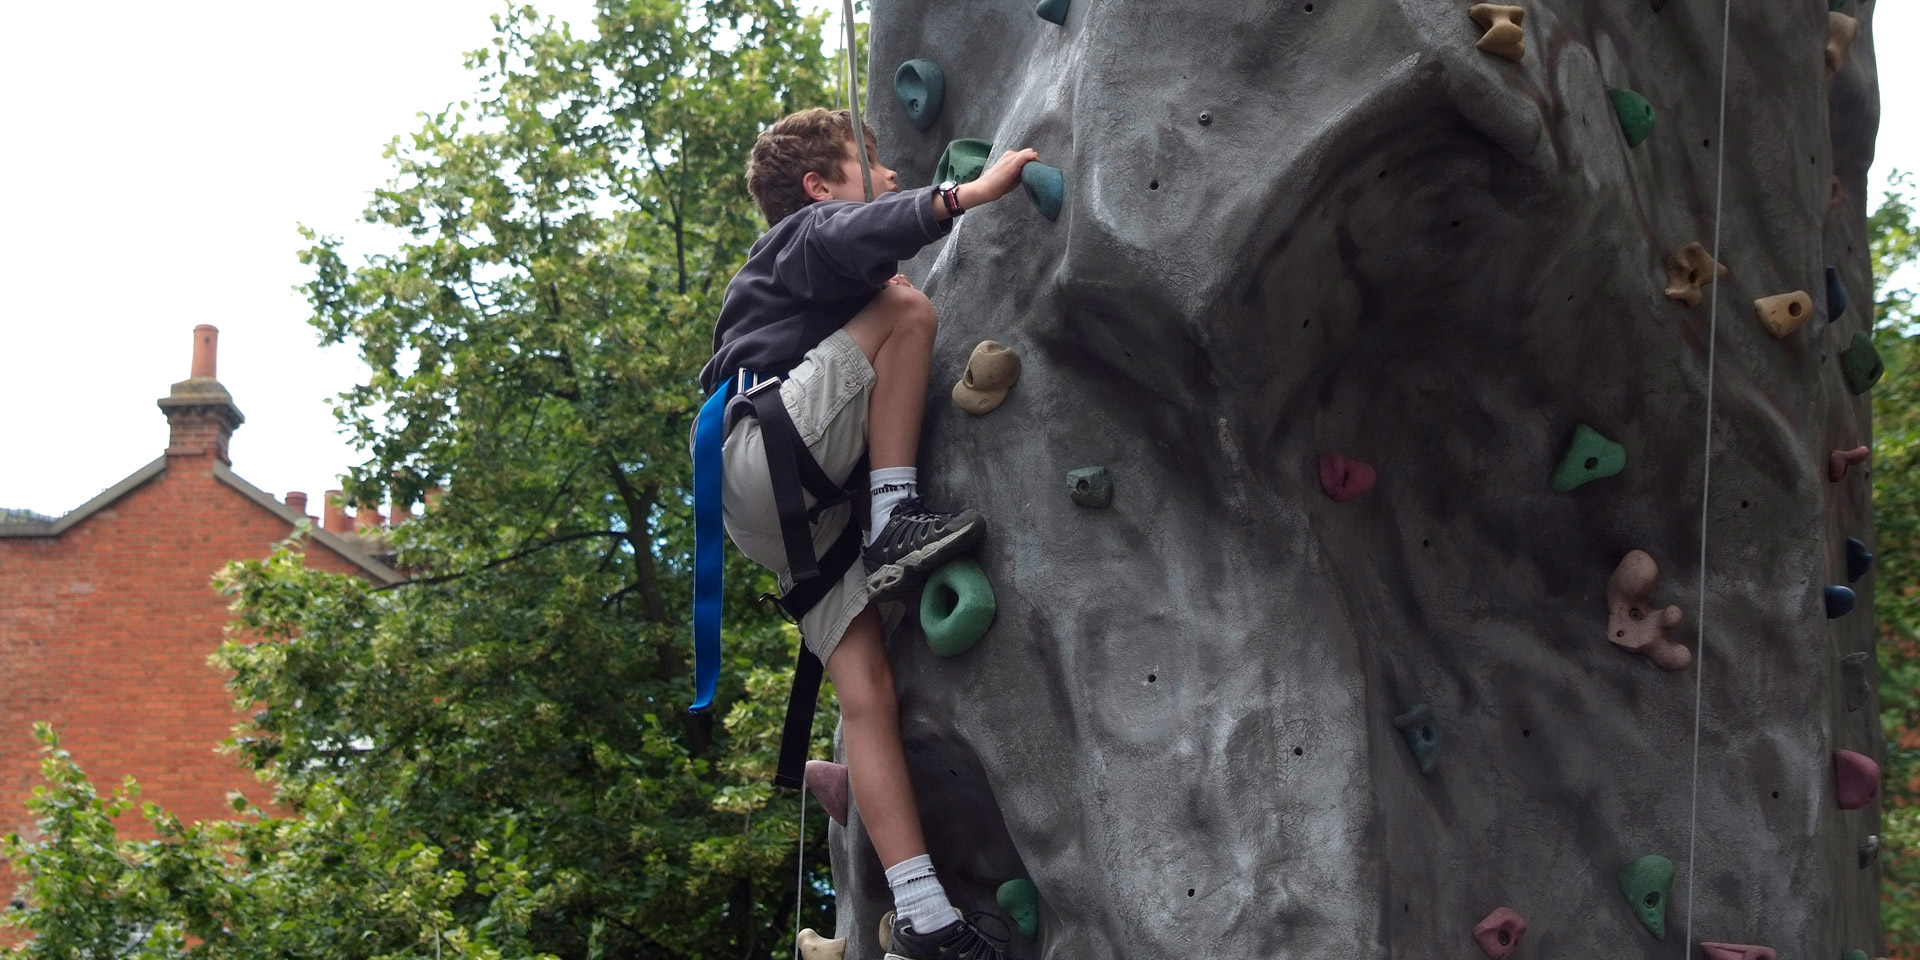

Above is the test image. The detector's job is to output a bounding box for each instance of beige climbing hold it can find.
[1830,445,1870,482]
[952,341,1022,415]
[879,910,896,951]
[1663,243,1728,307]
[1469,4,1525,62]
[1607,550,1691,671]
[797,929,846,960]
[1754,291,1813,338]
[1827,12,1859,79]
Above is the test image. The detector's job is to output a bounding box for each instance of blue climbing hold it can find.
[1828,266,1848,322]
[936,139,993,186]
[1847,537,1874,582]
[1022,163,1065,221]
[1036,0,1069,24]
[1826,585,1857,619]
[893,60,946,132]
[1393,703,1441,775]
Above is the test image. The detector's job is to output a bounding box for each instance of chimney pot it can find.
[323,490,354,533]
[285,491,309,516]
[191,325,218,379]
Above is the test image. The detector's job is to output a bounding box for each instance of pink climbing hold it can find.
[1472,907,1528,960]
[1835,749,1881,810]
[1829,445,1870,482]
[805,759,850,826]
[1318,452,1377,503]
[1607,550,1691,671]
[1700,943,1778,960]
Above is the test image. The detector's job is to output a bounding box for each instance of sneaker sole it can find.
[865,510,985,602]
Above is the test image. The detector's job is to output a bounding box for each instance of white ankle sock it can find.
[885,854,960,933]
[869,467,918,544]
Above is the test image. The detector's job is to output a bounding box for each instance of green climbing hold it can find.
[1022,162,1065,221]
[996,878,1039,938]
[1549,424,1626,493]
[893,59,946,132]
[936,139,993,187]
[1841,332,1884,394]
[1609,88,1656,147]
[1843,950,1869,960]
[920,557,997,657]
[1619,854,1675,941]
[1067,467,1113,508]
[1036,0,1070,24]
[1393,703,1441,775]
[1830,0,1848,11]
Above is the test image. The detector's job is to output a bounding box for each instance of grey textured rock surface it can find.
[826,1,1885,957]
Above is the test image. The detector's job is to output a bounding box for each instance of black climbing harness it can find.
[705,368,868,791]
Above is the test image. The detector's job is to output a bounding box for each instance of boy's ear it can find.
[802,170,834,202]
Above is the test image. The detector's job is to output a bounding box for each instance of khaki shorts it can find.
[720,330,874,664]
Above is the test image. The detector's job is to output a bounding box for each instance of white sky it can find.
[0,2,1911,518]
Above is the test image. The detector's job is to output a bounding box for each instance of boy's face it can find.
[810,138,899,203]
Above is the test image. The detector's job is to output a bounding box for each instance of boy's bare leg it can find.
[826,603,926,866]
[843,281,937,470]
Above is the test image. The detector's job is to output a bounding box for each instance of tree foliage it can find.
[5,2,846,956]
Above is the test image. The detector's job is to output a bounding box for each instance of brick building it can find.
[0,325,398,847]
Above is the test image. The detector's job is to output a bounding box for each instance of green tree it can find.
[5,2,848,956]
[1870,170,1920,956]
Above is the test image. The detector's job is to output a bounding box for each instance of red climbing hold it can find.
[1830,445,1870,482]
[1835,749,1880,810]
[1700,943,1778,960]
[1607,551,1691,671]
[1472,907,1527,960]
[1318,452,1377,503]
[806,759,850,826]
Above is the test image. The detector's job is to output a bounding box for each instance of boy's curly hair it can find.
[746,108,878,226]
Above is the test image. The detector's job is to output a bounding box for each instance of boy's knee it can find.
[877,284,937,338]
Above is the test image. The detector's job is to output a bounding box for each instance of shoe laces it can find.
[938,912,1011,960]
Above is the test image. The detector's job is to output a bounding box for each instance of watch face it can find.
[939,180,958,191]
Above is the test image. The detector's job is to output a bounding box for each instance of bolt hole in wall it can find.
[1741,500,1750,508]
[1422,539,1430,548]
[1703,138,1712,148]
[1450,219,1462,228]
[1772,790,1781,799]
[1293,746,1304,755]
[1149,179,1159,190]
[1522,728,1530,737]
[1304,2,1313,10]
[1147,673,1156,683]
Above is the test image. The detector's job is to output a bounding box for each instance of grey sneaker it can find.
[883,911,1010,960]
[863,497,985,600]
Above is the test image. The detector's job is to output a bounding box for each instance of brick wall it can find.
[0,449,370,860]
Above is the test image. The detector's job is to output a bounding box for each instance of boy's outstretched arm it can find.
[931,148,1040,221]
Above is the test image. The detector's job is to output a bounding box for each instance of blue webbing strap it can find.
[689,378,736,719]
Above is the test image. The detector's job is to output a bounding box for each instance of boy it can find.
[698,107,1038,959]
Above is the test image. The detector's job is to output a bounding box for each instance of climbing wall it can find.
[825,1,1884,957]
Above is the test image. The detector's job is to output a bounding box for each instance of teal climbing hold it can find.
[1610,89,1656,147]
[1841,332,1884,394]
[1022,162,1065,221]
[920,557,996,656]
[1393,703,1441,775]
[1843,651,1871,712]
[1036,0,1070,24]
[893,59,946,132]
[1830,0,1848,10]
[996,878,1039,938]
[936,139,993,186]
[1843,951,1869,960]
[1067,467,1113,508]
[1549,424,1626,492]
[1619,854,1675,940]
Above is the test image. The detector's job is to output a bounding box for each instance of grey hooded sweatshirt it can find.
[699,185,951,394]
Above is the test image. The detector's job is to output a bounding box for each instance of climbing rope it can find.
[795,779,808,960]
[1683,0,1735,952]
[841,0,874,202]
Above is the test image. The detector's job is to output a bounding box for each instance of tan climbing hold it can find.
[1664,243,1728,307]
[1830,445,1870,482]
[1754,291,1813,338]
[1607,550,1691,671]
[1827,12,1859,79]
[797,929,846,960]
[952,341,1022,415]
[1469,4,1525,62]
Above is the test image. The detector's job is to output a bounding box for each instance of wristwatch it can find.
[937,180,964,217]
